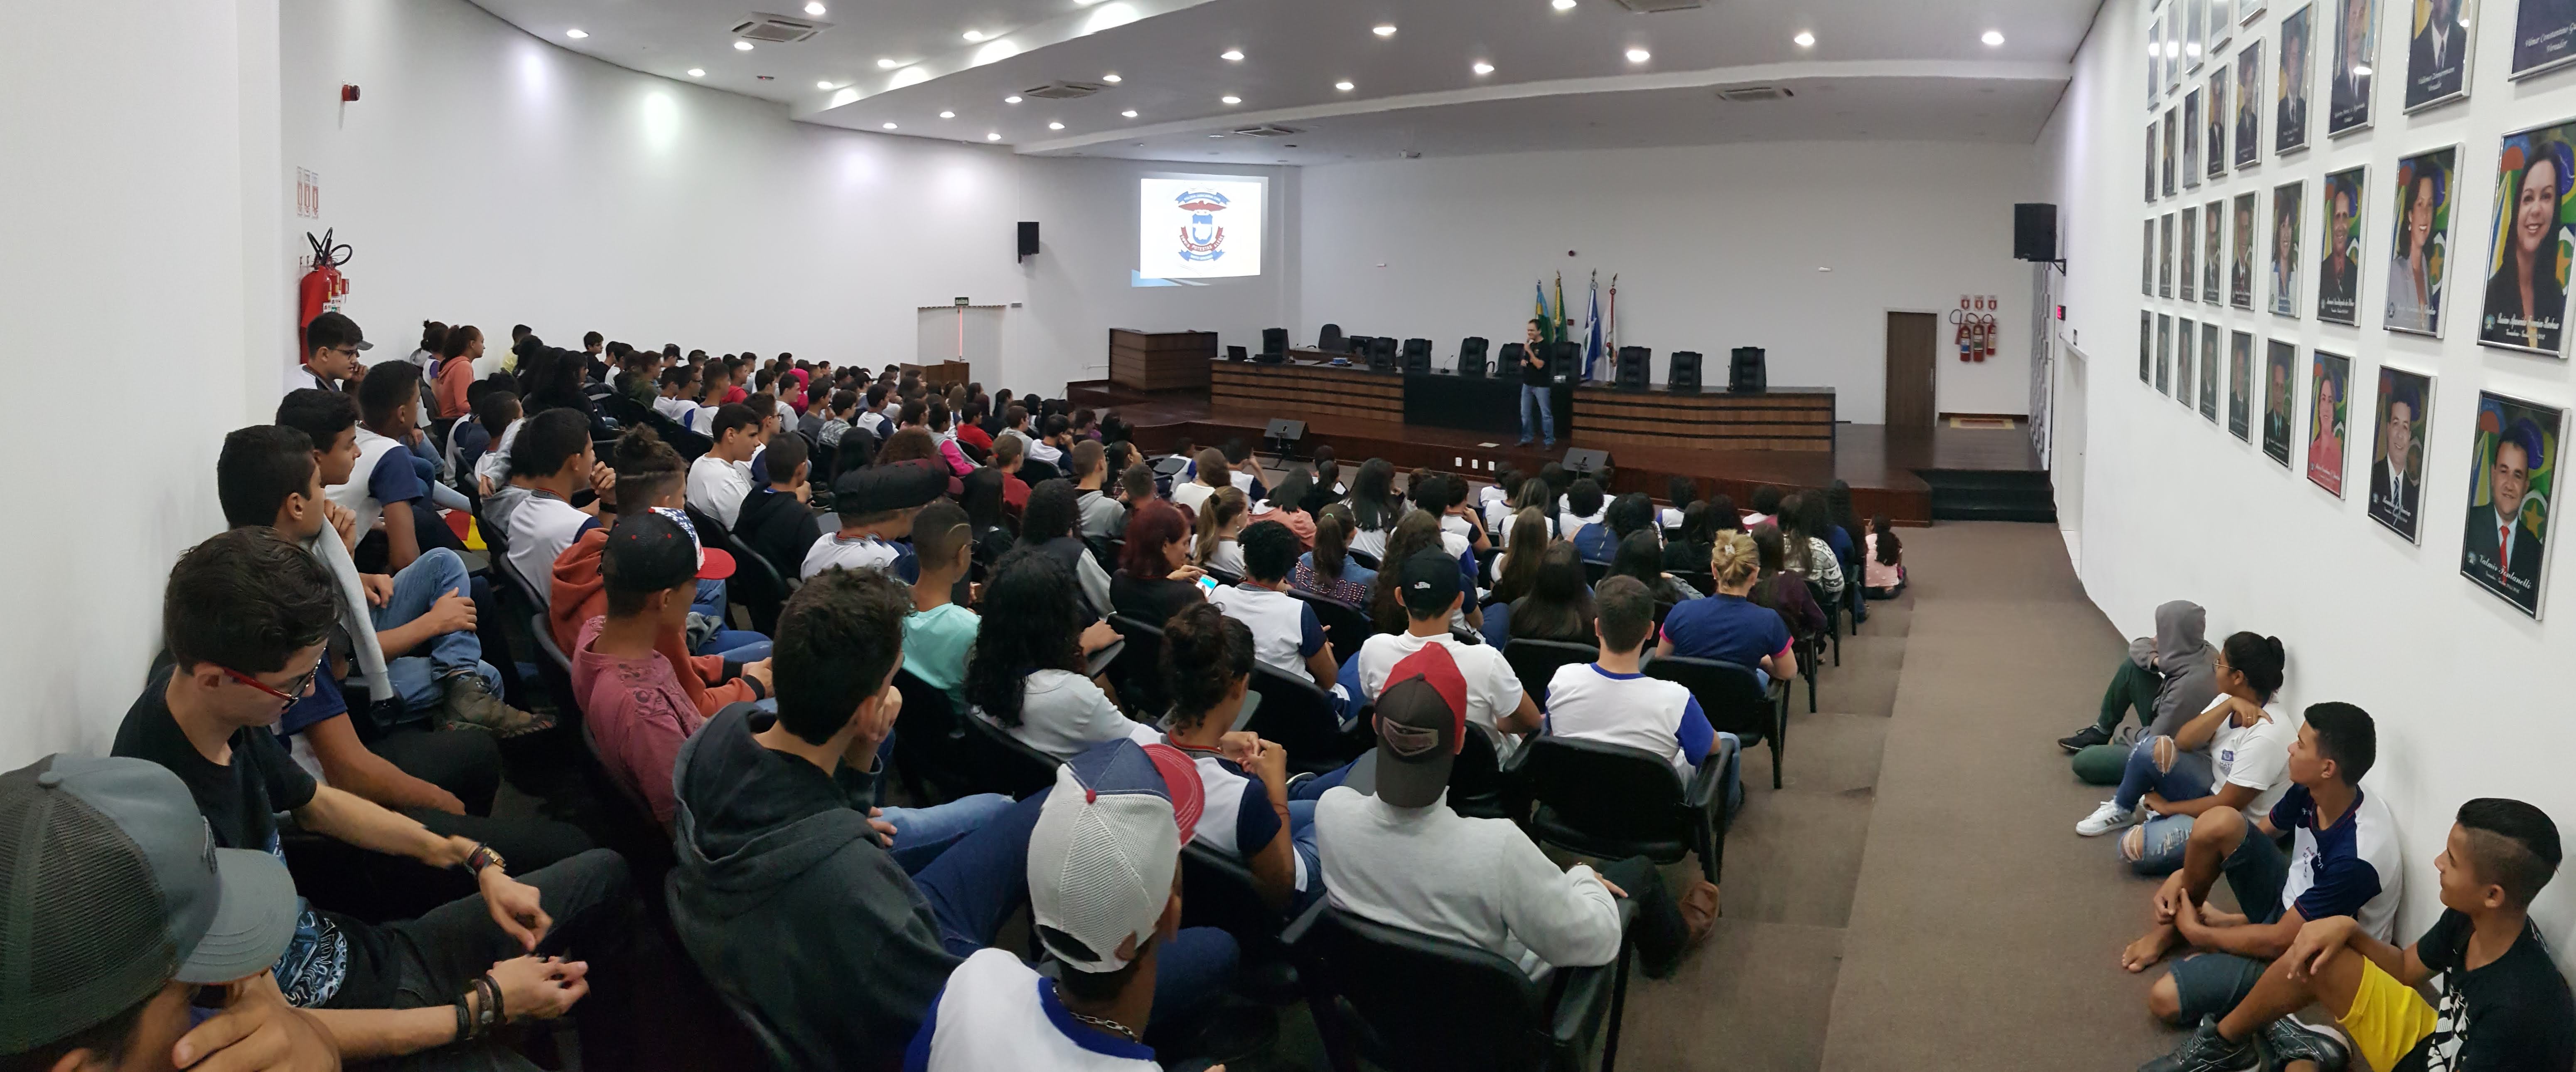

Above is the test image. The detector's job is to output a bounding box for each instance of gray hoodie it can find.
[2127,600,2219,740]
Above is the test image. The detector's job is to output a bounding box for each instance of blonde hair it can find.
[1711,531,1760,589]
[1195,486,1249,565]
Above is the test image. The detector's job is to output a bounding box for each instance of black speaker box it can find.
[1668,351,1702,392]
[1729,346,1767,393]
[1563,448,1610,475]
[1458,337,1489,377]
[2014,202,2058,262]
[1615,346,1652,390]
[1017,221,1040,258]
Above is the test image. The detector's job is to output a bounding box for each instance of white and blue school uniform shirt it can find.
[506,490,601,607]
[904,948,1160,1072]
[1204,584,1329,683]
[1175,744,1309,894]
[802,533,910,580]
[2270,784,2405,941]
[686,452,754,529]
[325,427,425,544]
[1540,664,1716,779]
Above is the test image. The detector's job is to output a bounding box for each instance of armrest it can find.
[1545,898,1639,1047]
[1684,734,1736,811]
[1279,895,1332,948]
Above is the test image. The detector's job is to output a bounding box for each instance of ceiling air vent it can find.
[1231,125,1303,137]
[1023,81,1109,100]
[1610,0,1706,11]
[732,13,828,43]
[1714,85,1795,102]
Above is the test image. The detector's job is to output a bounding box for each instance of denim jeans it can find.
[914,790,1239,1025]
[1286,799,1322,909]
[374,548,501,717]
[880,793,1014,875]
[2110,735,2214,813]
[1518,383,1556,444]
[703,634,771,661]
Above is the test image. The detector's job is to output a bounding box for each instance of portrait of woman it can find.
[2317,167,2366,325]
[2307,350,2352,496]
[2270,181,2304,316]
[2385,146,2456,336]
[2478,127,2574,355]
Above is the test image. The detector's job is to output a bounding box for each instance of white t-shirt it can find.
[686,453,753,529]
[981,669,1160,760]
[1440,514,1476,543]
[1558,508,1605,536]
[1354,632,1524,743]
[506,492,598,607]
[1315,787,1618,979]
[1178,749,1309,892]
[652,396,699,422]
[1542,664,1713,779]
[802,534,900,579]
[1028,439,1065,466]
[1205,584,1327,682]
[905,948,1161,1072]
[1205,538,1246,578]
[1169,480,1219,514]
[2204,697,2302,820]
[324,428,410,541]
[858,408,890,436]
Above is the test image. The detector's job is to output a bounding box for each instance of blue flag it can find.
[1582,272,1604,380]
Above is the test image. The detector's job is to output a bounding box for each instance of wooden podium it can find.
[1110,329,1216,391]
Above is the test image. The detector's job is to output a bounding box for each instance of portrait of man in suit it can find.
[2205,69,2229,178]
[2512,0,2576,77]
[2317,169,2363,324]
[2263,340,2297,465]
[2406,0,2473,109]
[2278,4,2315,152]
[2368,368,2433,541]
[2328,0,2379,134]
[2228,331,2255,441]
[2460,398,2560,617]
[2231,193,2259,308]
[2234,40,2264,167]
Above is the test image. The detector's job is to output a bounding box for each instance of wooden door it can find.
[1885,312,1937,428]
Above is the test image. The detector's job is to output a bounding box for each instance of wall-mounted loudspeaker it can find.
[1615,346,1652,391]
[1667,351,1702,392]
[1017,221,1040,259]
[1458,337,1489,377]
[2013,203,2057,263]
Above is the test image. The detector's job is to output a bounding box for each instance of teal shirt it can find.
[903,603,980,709]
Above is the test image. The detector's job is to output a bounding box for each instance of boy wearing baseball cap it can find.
[1351,548,1543,745]
[1,754,332,1071]
[1315,642,1713,980]
[804,463,944,580]
[902,740,1225,1070]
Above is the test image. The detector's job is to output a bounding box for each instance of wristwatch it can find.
[463,842,507,876]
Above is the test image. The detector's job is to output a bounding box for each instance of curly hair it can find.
[964,548,1089,728]
[1160,602,1252,732]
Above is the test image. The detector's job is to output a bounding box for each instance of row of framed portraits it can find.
[2135,312,2564,618]
[2141,120,2574,357]
[2149,0,2576,142]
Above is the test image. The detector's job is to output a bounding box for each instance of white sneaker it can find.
[2076,799,2142,837]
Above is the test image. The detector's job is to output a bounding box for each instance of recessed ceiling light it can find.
[1121,109,1139,117]
[1981,29,2005,46]
[1049,121,1065,130]
[818,80,837,89]
[734,40,755,51]
[1373,24,1398,36]
[882,122,897,129]
[1472,61,1494,74]
[1625,47,1651,63]
[1552,0,1576,8]
[686,68,705,77]
[987,132,1002,140]
[939,110,956,118]
[1335,79,1355,91]
[877,57,900,69]
[1103,73,1122,83]
[1221,94,1241,104]
[1221,49,1244,61]
[1209,133,1226,138]
[565,28,588,39]
[1793,30,1815,47]
[805,1,826,13]
[963,29,986,42]
[1005,95,1023,103]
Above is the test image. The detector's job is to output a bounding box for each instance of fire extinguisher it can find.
[297,229,354,357]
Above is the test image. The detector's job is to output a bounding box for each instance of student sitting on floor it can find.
[2076,634,2294,865]
[1207,520,1342,694]
[2138,798,2571,1072]
[1546,575,1741,821]
[902,501,978,711]
[685,403,762,529]
[1153,604,1320,911]
[1659,532,1797,691]
[733,432,821,577]
[2123,703,2403,1032]
[967,549,1135,760]
[1315,641,1715,980]
[903,740,1234,1072]
[2058,600,2221,781]
[1863,514,1907,598]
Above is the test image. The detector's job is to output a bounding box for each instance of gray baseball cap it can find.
[0,755,299,1054]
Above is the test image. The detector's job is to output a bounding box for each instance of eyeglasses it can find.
[219,655,324,706]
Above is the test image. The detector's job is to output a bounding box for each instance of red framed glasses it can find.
[219,655,323,706]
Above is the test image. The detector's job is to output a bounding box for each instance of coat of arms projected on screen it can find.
[1138,177,1266,282]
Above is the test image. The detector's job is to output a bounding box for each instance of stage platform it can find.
[1065,380,2049,526]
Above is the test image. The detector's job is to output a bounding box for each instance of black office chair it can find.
[1459,336,1490,376]
[527,613,584,725]
[694,509,791,637]
[1515,735,1733,885]
[1368,336,1397,371]
[891,669,978,804]
[1262,327,1289,356]
[1287,589,1376,666]
[1502,638,1599,713]
[1019,457,1063,484]
[1105,613,1172,721]
[1803,576,1843,668]
[1647,656,1786,789]
[1580,558,1611,586]
[1289,900,1631,1072]
[1244,664,1368,773]
[1400,338,1432,374]
[1202,565,1245,588]
[957,709,1065,799]
[1180,843,1304,1005]
[1448,728,1513,820]
[1346,549,1382,571]
[1318,323,1346,353]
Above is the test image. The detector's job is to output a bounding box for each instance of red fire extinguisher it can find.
[297,229,353,357]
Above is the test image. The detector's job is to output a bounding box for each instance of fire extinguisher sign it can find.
[295,168,321,220]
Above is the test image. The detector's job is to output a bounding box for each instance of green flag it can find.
[1553,272,1571,346]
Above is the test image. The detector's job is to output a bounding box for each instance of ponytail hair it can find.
[1311,503,1353,581]
[1712,531,1760,589]
[2220,631,2288,702]
[1195,486,1248,566]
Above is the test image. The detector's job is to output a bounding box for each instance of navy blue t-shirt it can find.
[367,441,425,507]
[1660,593,1790,669]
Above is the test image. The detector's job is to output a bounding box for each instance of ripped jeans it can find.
[2111,735,2215,875]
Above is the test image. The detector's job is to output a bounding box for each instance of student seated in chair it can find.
[1072,439,1127,539]
[685,403,762,529]
[504,408,614,607]
[1152,604,1320,912]
[553,425,772,666]
[1546,575,1741,819]
[1354,549,1542,754]
[804,462,942,580]
[1314,642,1716,980]
[2059,600,2222,785]
[966,549,1133,761]
[1558,477,1608,548]
[902,501,979,711]
[1658,532,1796,691]
[2124,703,2404,1033]
[1207,520,1342,695]
[733,431,821,577]
[2138,798,2571,1072]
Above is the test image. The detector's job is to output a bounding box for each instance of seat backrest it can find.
[527,613,585,727]
[1501,638,1599,711]
[1286,588,1374,666]
[1262,327,1289,354]
[1244,663,1354,770]
[957,710,1064,798]
[1646,656,1772,743]
[1180,842,1282,944]
[1318,323,1345,352]
[1298,905,1550,1072]
[1105,614,1171,720]
[1447,725,1510,818]
[1519,735,1686,833]
[1346,548,1382,571]
[890,669,976,795]
[1580,558,1610,585]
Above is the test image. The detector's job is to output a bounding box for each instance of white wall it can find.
[2045,0,2576,957]
[0,0,285,766]
[1298,142,2041,421]
[281,0,1291,395]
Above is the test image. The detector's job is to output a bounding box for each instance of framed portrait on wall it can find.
[2163,211,2178,297]
[2476,120,2576,356]
[2385,145,2457,336]
[2207,68,2231,179]
[2232,192,2260,307]
[2271,180,2305,316]
[2205,200,2225,302]
[2241,0,2269,24]
[2317,166,2366,325]
[2200,322,2223,421]
[2183,205,2201,300]
[2263,339,2298,464]
[2152,10,2168,103]
[2184,91,2205,187]
[2279,5,2315,154]
[2165,108,2182,196]
[2159,314,2176,394]
[2327,0,2378,135]
[2306,349,2352,496]
[2146,218,2159,295]
[2512,0,2576,78]
[2367,366,2435,541]
[2458,391,2564,618]
[2234,39,2264,168]
[2188,0,2210,69]
[2141,311,2156,384]
[2148,124,2161,202]
[2179,318,2200,409]
[2404,0,2475,111]
[2209,0,2235,51]
[2229,330,2256,440]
